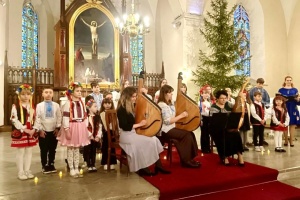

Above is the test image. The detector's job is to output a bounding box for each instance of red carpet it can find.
[143,149,300,200]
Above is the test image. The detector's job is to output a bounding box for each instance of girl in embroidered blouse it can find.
[84,99,102,172]
[117,87,170,176]
[99,97,117,170]
[57,82,90,178]
[271,96,290,152]
[158,85,200,168]
[10,84,37,180]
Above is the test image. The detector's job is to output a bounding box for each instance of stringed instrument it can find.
[175,72,201,131]
[135,71,163,136]
[232,78,250,130]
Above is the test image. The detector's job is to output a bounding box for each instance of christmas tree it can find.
[192,0,250,93]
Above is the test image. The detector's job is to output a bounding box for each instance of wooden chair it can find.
[159,133,178,167]
[105,109,129,174]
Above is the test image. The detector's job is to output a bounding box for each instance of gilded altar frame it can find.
[68,3,120,88]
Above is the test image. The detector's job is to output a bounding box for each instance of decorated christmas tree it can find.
[192,0,250,93]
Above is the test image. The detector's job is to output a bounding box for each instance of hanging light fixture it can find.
[115,0,150,38]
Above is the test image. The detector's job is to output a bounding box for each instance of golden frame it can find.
[69,3,120,88]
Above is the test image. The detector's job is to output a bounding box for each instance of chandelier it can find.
[115,0,150,38]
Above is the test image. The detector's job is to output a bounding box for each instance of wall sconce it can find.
[0,0,6,6]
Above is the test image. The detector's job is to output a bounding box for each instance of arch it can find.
[21,2,38,68]
[234,5,250,76]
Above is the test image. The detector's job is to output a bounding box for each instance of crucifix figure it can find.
[81,17,106,55]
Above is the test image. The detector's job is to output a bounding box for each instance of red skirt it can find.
[11,132,38,148]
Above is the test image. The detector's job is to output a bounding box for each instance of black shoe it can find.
[280,148,286,152]
[290,144,294,147]
[238,162,245,167]
[191,160,201,166]
[275,148,281,152]
[138,168,156,176]
[155,166,171,174]
[182,161,200,168]
[263,141,269,146]
[48,164,57,173]
[222,159,230,166]
[201,149,211,154]
[42,165,52,174]
[284,143,288,146]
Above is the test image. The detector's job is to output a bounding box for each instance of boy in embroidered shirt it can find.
[34,88,62,174]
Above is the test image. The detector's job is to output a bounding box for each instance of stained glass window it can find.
[234,5,250,76]
[22,3,38,68]
[130,35,144,73]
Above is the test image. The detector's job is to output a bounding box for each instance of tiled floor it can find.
[0,129,299,200]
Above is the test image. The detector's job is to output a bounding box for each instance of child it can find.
[10,84,37,180]
[270,96,290,152]
[199,90,211,153]
[142,85,153,100]
[239,90,251,151]
[84,99,102,172]
[180,83,188,95]
[57,82,90,177]
[250,91,268,152]
[89,82,103,112]
[33,88,62,174]
[99,98,117,170]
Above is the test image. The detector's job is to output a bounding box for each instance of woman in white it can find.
[116,87,170,175]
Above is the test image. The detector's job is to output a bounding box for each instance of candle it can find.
[267,149,270,155]
[80,169,83,175]
[201,153,204,156]
[261,151,264,155]
[59,171,62,178]
[163,156,167,160]
[34,177,38,184]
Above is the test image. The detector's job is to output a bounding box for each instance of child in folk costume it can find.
[84,99,102,172]
[239,90,252,151]
[57,82,90,177]
[99,98,117,170]
[270,96,290,152]
[250,91,268,152]
[10,84,37,180]
[199,89,211,154]
[33,88,62,174]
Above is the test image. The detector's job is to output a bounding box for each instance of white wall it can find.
[287,0,300,89]
[0,4,7,126]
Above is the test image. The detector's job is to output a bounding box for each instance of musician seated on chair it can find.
[209,89,245,166]
[157,85,200,168]
[116,87,170,176]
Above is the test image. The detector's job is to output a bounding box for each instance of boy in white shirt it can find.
[34,88,62,174]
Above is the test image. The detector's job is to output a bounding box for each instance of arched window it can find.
[22,2,38,68]
[130,35,144,73]
[234,5,250,76]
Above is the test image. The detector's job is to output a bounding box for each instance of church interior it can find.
[1,0,300,199]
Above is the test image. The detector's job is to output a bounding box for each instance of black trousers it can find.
[200,116,211,152]
[101,130,117,165]
[253,125,265,146]
[83,140,99,167]
[164,128,198,163]
[39,131,58,167]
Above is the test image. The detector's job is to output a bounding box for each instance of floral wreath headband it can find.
[16,84,34,95]
[65,82,82,96]
[86,99,96,108]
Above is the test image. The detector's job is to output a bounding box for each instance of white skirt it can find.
[119,129,163,172]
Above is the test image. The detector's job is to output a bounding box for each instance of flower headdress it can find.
[16,84,34,95]
[65,82,82,97]
[15,84,35,124]
[86,99,95,109]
